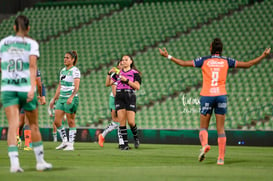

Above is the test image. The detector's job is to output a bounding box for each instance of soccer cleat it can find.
[16,136,22,148]
[24,147,32,151]
[56,142,68,150]
[10,166,24,173]
[119,145,130,151]
[198,144,211,162]
[63,142,74,151]
[36,161,53,171]
[134,138,140,149]
[217,158,224,165]
[98,134,105,147]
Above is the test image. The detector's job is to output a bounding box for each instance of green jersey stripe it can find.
[61,81,73,86]
[1,43,31,52]
[60,90,73,96]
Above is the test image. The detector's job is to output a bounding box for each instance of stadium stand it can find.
[0,0,272,130]
[0,4,121,41]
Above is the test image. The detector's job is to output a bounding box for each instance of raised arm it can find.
[105,73,114,87]
[159,48,193,67]
[106,67,118,87]
[236,48,271,68]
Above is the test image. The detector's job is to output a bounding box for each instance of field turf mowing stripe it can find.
[0,141,272,181]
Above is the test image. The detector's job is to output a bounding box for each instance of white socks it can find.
[69,128,77,143]
[8,145,20,169]
[32,141,45,164]
[57,126,68,142]
[102,122,119,138]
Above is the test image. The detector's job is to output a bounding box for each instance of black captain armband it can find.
[107,72,111,75]
[125,79,129,84]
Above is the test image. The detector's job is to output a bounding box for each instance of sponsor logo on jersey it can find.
[4,78,28,85]
[61,75,66,80]
[207,60,225,67]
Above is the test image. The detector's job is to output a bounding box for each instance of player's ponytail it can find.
[15,15,29,35]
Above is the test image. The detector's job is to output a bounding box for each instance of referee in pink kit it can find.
[108,55,142,150]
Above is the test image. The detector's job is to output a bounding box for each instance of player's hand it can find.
[39,96,46,105]
[27,89,35,102]
[67,97,73,105]
[262,48,271,57]
[49,99,55,109]
[108,67,117,74]
[159,48,169,58]
[119,75,127,82]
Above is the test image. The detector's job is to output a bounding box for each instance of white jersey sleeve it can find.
[73,67,81,79]
[30,40,40,58]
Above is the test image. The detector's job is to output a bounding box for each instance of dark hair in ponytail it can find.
[211,38,223,55]
[128,55,142,77]
[66,50,78,65]
[15,15,29,33]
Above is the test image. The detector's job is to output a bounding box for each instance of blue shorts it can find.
[200,95,227,115]
[20,108,25,114]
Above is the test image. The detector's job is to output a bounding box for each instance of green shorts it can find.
[55,96,79,114]
[109,96,115,111]
[1,91,38,111]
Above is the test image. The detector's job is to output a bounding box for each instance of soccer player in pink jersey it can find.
[159,38,271,165]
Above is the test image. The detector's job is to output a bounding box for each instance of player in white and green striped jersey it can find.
[49,50,80,151]
[0,15,52,173]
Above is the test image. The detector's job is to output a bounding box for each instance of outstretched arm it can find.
[236,48,271,68]
[159,48,193,67]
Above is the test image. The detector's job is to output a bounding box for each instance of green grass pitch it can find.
[0,141,272,181]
